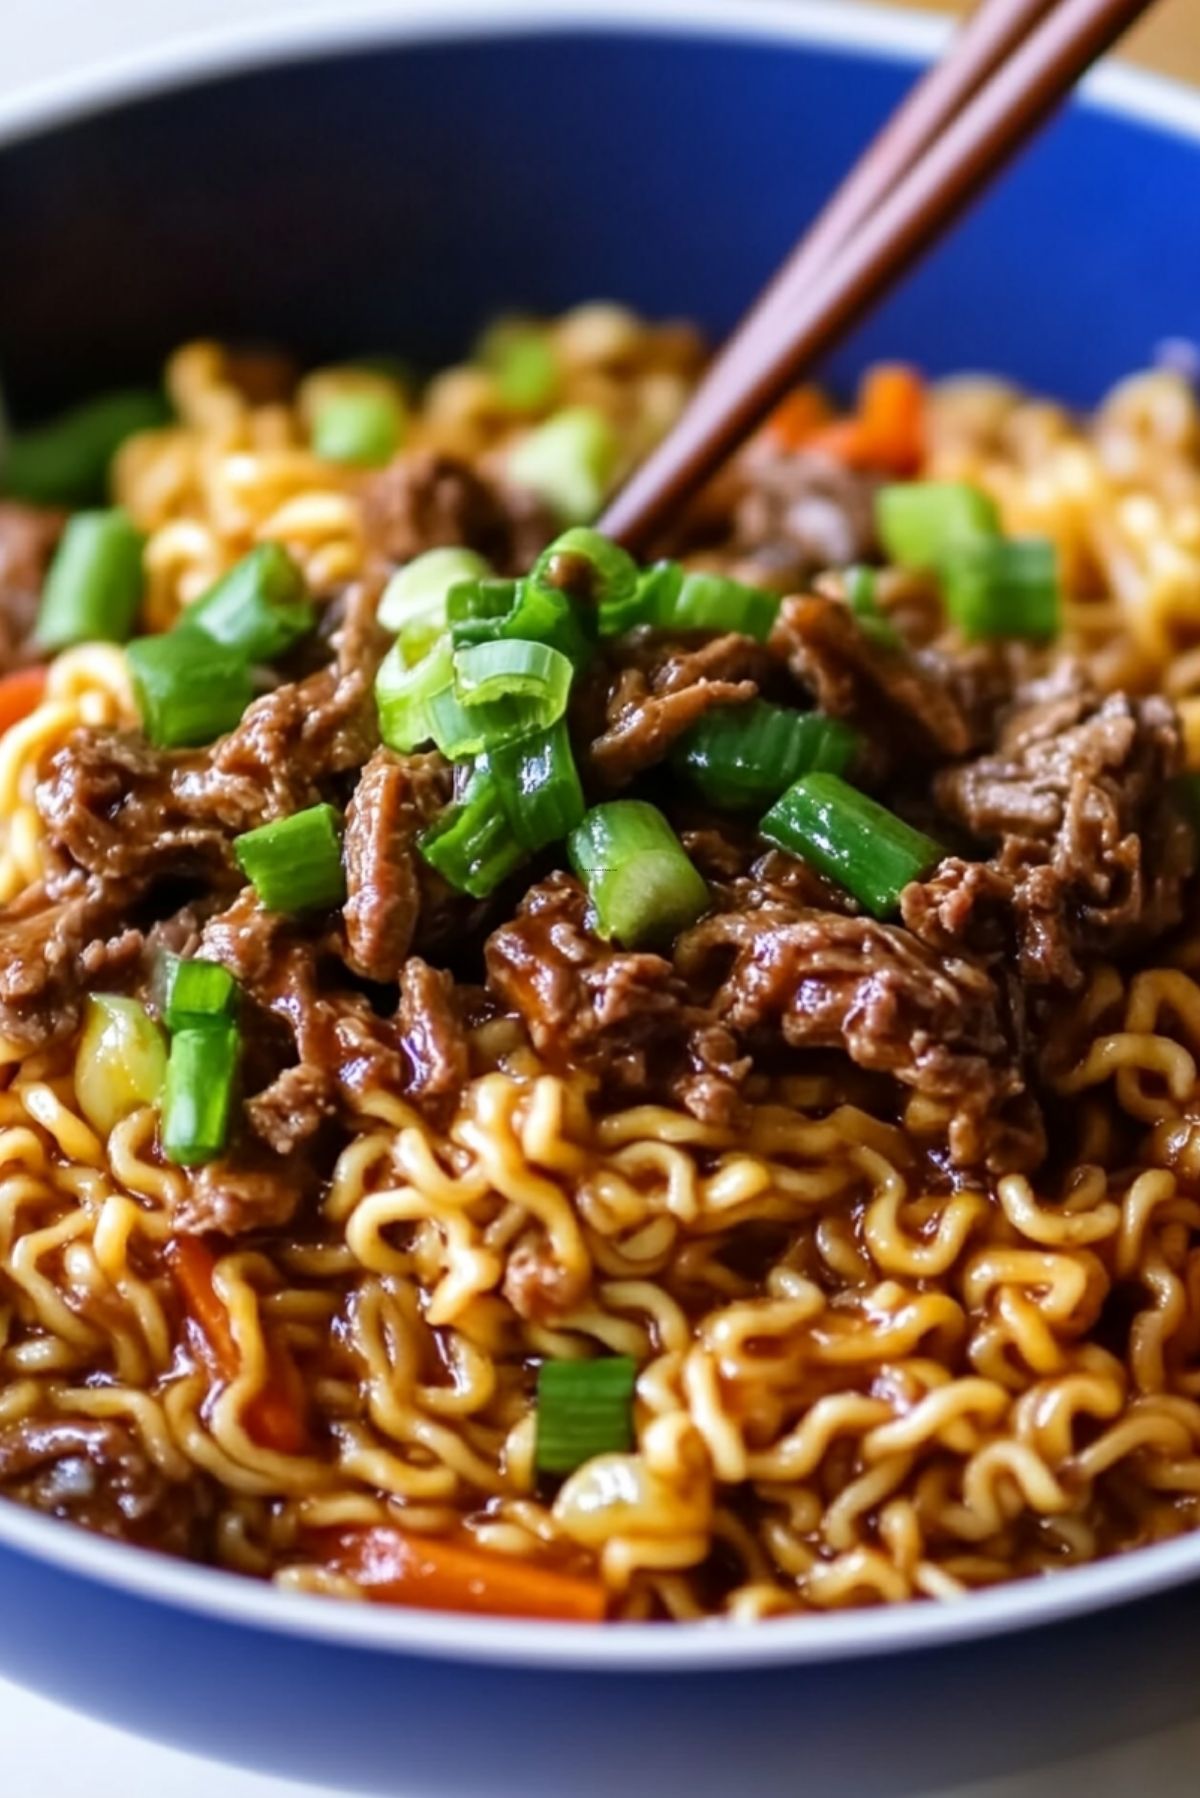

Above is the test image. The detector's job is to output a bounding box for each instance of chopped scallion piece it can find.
[311,389,403,466]
[162,1022,240,1166]
[875,481,1000,570]
[536,1356,638,1476]
[377,546,493,637]
[75,995,167,1139]
[375,637,456,752]
[2,389,169,507]
[672,701,862,812]
[37,509,145,650]
[160,955,240,1032]
[234,803,346,914]
[625,563,777,642]
[180,542,314,662]
[126,632,252,748]
[568,801,709,948]
[940,536,1060,641]
[418,765,525,898]
[477,321,560,412]
[454,638,573,715]
[760,773,942,917]
[844,565,901,648]
[484,718,585,851]
[506,406,619,524]
[531,528,639,636]
[449,575,594,671]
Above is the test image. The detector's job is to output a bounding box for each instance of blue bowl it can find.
[3,7,1200,1793]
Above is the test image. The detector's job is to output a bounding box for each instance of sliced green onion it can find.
[180,542,314,662]
[376,637,455,751]
[377,546,493,637]
[477,321,560,412]
[672,700,862,812]
[127,633,252,748]
[418,765,525,898]
[160,955,240,1032]
[939,536,1060,641]
[506,406,619,524]
[875,481,1000,570]
[36,509,145,650]
[311,389,403,466]
[234,803,346,914]
[568,801,709,948]
[761,773,942,917]
[531,528,639,636]
[844,565,901,649]
[536,1356,638,1476]
[454,639,573,714]
[449,576,593,671]
[162,1022,240,1166]
[75,995,167,1139]
[2,389,169,507]
[484,718,585,851]
[629,563,778,642]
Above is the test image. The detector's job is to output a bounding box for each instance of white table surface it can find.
[5,2,1200,1793]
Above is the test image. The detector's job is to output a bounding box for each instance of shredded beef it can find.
[583,632,766,787]
[0,1416,207,1550]
[726,449,878,589]
[246,1063,337,1157]
[910,677,1193,989]
[175,1158,304,1236]
[361,450,554,573]
[397,958,469,1108]
[769,592,971,759]
[0,501,63,673]
[674,905,1034,1169]
[0,880,141,1046]
[342,749,454,982]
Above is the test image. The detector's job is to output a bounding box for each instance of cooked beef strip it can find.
[0,500,63,674]
[907,673,1193,989]
[0,1416,209,1551]
[724,449,878,589]
[0,879,142,1046]
[175,1156,306,1236]
[396,958,469,1108]
[769,592,972,760]
[361,450,554,573]
[673,904,1034,1170]
[342,749,455,982]
[581,631,767,788]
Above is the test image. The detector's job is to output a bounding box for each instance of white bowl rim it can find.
[3,0,1200,1675]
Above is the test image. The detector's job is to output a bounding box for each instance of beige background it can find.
[917,0,1199,83]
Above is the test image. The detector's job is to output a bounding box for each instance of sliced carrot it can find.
[0,666,47,735]
[761,383,833,451]
[167,1236,309,1455]
[856,363,926,475]
[313,1525,608,1623]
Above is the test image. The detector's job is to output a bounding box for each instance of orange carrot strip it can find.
[0,666,47,735]
[167,1236,309,1455]
[856,363,926,476]
[314,1525,608,1623]
[761,383,833,451]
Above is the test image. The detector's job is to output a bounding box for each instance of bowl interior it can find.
[1,17,1199,417]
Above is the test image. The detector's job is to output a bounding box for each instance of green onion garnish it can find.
[844,565,902,649]
[162,1022,240,1166]
[75,995,167,1139]
[377,546,493,638]
[418,765,526,899]
[484,717,586,852]
[506,405,619,524]
[568,800,709,948]
[375,637,456,753]
[449,575,594,671]
[875,481,1000,570]
[126,632,253,748]
[179,542,315,663]
[619,562,778,642]
[940,536,1060,641]
[672,701,861,812]
[760,773,942,917]
[234,803,346,914]
[311,389,404,466]
[477,321,560,412]
[531,528,640,637]
[160,955,240,1032]
[36,509,145,650]
[454,638,573,713]
[2,389,169,507]
[535,1356,638,1477]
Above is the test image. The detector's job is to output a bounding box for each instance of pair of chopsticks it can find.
[600,0,1157,554]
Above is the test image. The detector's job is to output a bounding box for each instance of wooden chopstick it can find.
[600,0,1157,553]
[666,0,1059,432]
